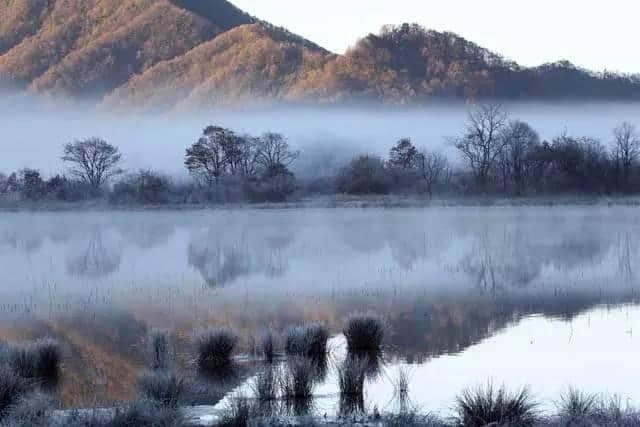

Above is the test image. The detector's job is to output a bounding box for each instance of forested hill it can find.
[1,1,639,109]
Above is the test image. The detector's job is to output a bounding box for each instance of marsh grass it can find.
[259,330,279,364]
[392,366,411,411]
[455,383,538,427]
[218,395,254,427]
[343,312,386,354]
[194,327,238,373]
[7,338,60,385]
[146,330,170,372]
[284,324,328,361]
[137,371,185,408]
[251,367,279,402]
[0,368,30,418]
[556,387,597,421]
[337,357,367,414]
[280,357,315,401]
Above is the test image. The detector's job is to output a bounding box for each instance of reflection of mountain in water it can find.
[335,290,639,364]
[66,230,121,278]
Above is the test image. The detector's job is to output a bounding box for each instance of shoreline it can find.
[1,194,640,212]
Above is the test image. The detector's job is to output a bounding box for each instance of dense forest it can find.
[1,104,640,206]
[1,0,640,109]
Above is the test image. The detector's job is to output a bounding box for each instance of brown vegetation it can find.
[1,2,640,107]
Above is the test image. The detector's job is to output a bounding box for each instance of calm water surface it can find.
[0,206,639,408]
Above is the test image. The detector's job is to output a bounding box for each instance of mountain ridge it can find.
[1,1,639,109]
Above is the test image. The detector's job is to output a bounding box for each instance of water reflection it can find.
[66,230,121,278]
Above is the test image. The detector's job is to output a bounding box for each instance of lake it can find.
[0,206,639,410]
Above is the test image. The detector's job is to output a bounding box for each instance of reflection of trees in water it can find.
[188,223,295,288]
[0,229,44,253]
[461,223,614,290]
[188,240,252,288]
[115,221,176,250]
[66,230,121,278]
[617,233,634,282]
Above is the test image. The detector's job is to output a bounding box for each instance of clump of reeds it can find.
[251,367,279,402]
[0,368,30,418]
[343,311,386,353]
[556,387,597,423]
[259,330,279,364]
[393,366,411,410]
[337,356,367,414]
[279,357,315,400]
[137,370,185,408]
[146,330,170,372]
[218,394,255,427]
[7,338,60,384]
[194,327,238,372]
[284,324,328,360]
[455,383,538,427]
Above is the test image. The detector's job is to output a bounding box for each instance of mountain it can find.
[0,0,253,96]
[1,2,639,108]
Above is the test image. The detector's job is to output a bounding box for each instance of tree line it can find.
[1,105,639,205]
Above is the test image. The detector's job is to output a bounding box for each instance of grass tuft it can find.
[251,367,279,402]
[343,311,386,353]
[556,387,597,422]
[137,371,185,408]
[284,324,328,360]
[455,382,538,427]
[259,330,279,364]
[7,338,60,384]
[279,357,315,401]
[337,356,367,414]
[218,395,254,427]
[0,368,30,419]
[194,327,238,372]
[146,330,170,372]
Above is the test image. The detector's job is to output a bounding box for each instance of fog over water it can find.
[2,206,639,410]
[1,96,639,177]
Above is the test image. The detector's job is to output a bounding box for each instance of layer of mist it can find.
[1,91,639,178]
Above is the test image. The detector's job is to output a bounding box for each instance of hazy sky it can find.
[232,0,640,73]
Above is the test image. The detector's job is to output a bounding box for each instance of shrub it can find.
[336,155,392,195]
[279,357,315,400]
[137,371,185,408]
[146,330,170,371]
[455,383,538,427]
[343,311,386,353]
[284,324,328,360]
[194,327,237,372]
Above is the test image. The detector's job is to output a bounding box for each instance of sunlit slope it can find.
[0,0,253,95]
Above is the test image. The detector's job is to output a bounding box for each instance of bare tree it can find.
[185,126,230,186]
[612,122,640,189]
[452,104,508,189]
[501,120,540,195]
[255,132,300,172]
[237,135,260,177]
[416,149,448,197]
[62,138,123,189]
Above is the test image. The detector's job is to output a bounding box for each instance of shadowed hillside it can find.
[1,2,640,107]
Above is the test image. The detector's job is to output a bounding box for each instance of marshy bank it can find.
[1,324,640,426]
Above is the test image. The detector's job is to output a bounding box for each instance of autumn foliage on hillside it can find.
[1,1,640,108]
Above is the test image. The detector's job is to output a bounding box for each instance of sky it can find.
[231,0,640,73]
